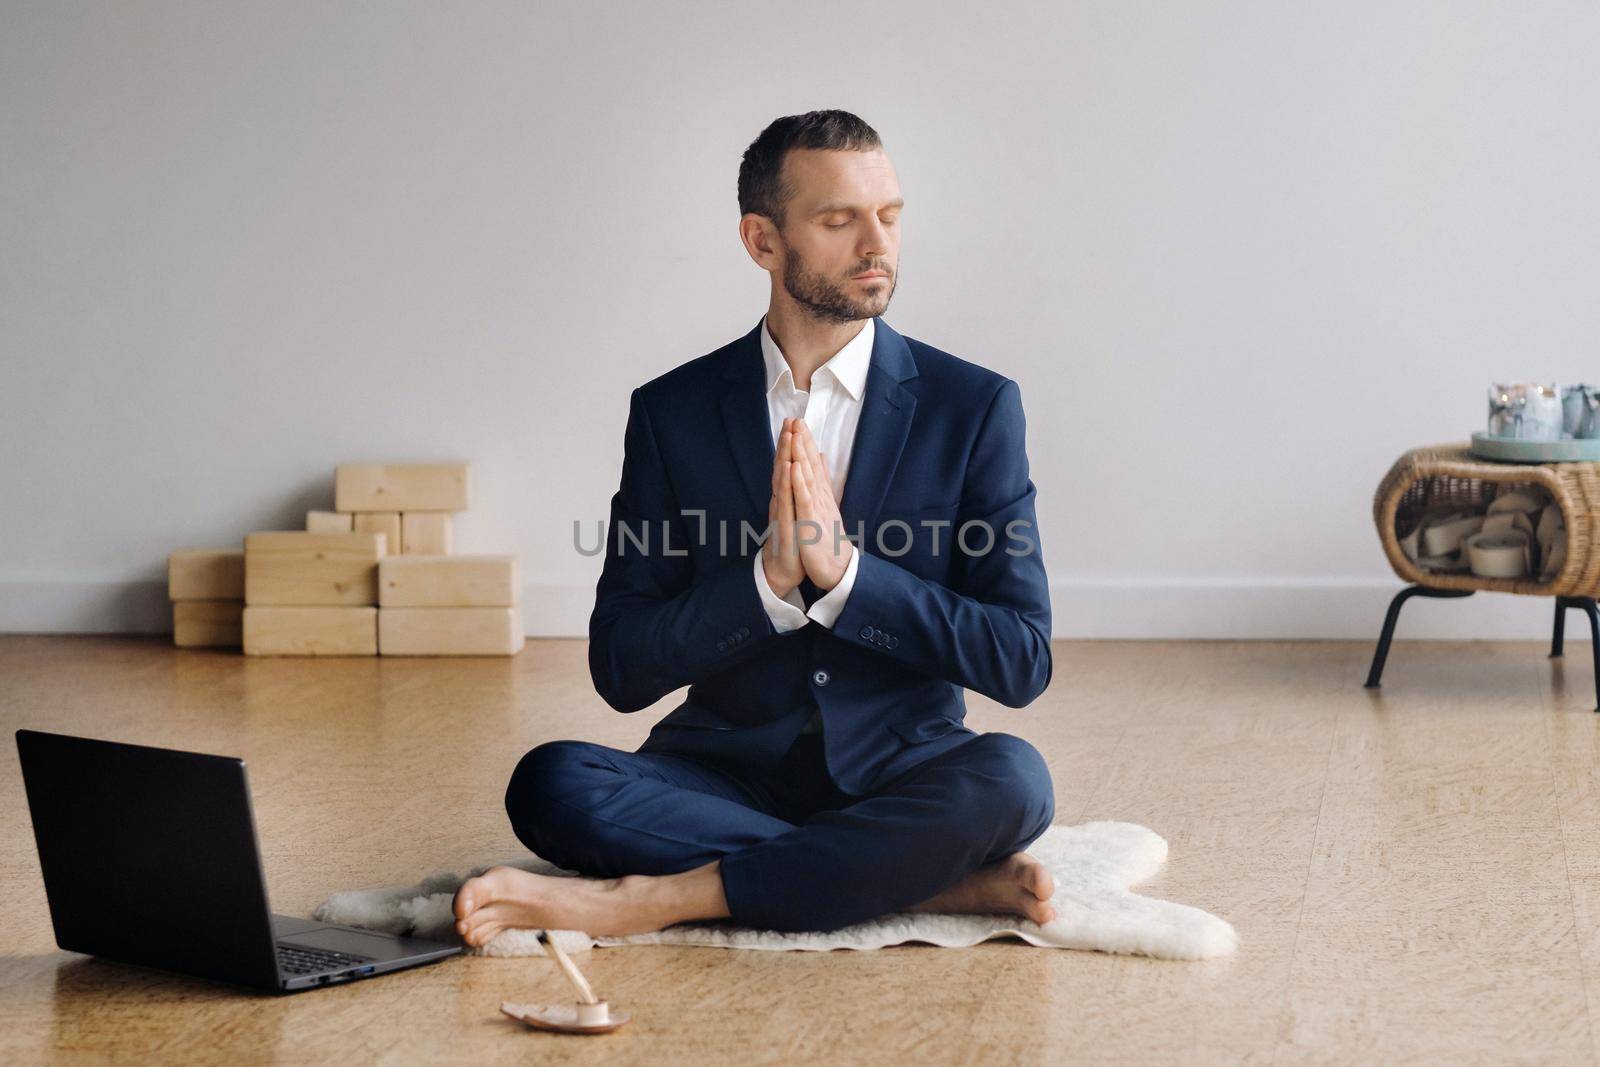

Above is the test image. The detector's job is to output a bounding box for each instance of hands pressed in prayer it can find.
[762,417,854,597]
[762,417,807,598]
[786,418,854,591]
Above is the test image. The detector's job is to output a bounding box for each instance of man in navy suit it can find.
[454,110,1055,944]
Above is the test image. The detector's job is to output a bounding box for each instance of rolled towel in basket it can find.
[1482,510,1536,542]
[1487,489,1547,515]
[1541,527,1568,581]
[1465,529,1532,578]
[1537,503,1564,552]
[1401,508,1467,562]
[1422,512,1485,557]
[1401,524,1422,562]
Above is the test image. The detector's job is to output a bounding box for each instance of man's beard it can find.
[780,242,896,325]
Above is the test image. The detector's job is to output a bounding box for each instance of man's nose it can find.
[858,218,891,259]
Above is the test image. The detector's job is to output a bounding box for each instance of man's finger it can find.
[770,424,780,490]
[778,449,798,555]
[771,420,791,491]
[797,425,837,513]
[793,421,819,480]
[809,436,833,496]
[792,458,812,513]
[766,452,781,550]
[793,422,832,495]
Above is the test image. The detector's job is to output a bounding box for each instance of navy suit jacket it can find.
[587,316,1052,796]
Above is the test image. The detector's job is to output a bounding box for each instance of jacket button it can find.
[717,640,728,652]
[858,625,874,640]
[812,669,830,686]
[887,635,899,649]
[738,625,750,637]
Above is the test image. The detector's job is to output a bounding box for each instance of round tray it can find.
[1469,432,1600,463]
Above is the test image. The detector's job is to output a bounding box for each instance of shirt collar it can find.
[760,314,874,402]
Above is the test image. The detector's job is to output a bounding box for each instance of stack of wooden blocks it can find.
[167,461,523,657]
[168,549,246,647]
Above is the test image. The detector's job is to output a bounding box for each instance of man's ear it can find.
[740,213,780,270]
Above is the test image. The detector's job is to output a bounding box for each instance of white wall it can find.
[3,1,1597,639]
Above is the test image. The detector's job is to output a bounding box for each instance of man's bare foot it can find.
[908,852,1058,925]
[452,861,730,948]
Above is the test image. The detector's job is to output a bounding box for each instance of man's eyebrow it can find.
[810,198,905,215]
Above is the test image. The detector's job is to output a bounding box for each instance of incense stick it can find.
[537,930,599,1005]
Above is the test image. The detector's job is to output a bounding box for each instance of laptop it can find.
[16,729,461,993]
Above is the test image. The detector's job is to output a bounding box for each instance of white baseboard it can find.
[0,577,1571,640]
[1047,577,1558,639]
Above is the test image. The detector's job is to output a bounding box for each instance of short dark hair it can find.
[738,110,883,230]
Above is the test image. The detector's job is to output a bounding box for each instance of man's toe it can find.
[1023,859,1054,900]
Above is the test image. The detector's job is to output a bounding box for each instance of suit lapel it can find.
[719,316,920,539]
[719,321,777,523]
[837,321,918,535]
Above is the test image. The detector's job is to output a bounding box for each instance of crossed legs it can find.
[454,732,1057,945]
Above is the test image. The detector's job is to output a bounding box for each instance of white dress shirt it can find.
[752,314,871,635]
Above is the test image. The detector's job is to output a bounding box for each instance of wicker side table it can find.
[1367,441,1600,711]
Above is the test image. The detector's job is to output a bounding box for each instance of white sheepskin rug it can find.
[312,820,1237,960]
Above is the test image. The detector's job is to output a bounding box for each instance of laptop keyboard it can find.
[276,942,374,976]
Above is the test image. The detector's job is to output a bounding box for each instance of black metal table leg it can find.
[1553,596,1600,712]
[1552,598,1568,658]
[1364,585,1476,689]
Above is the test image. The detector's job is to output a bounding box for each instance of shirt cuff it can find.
[754,551,810,633]
[804,542,858,630]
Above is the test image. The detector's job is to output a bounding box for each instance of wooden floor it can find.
[1,635,1597,1064]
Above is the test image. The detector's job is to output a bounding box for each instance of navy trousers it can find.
[504,729,1055,933]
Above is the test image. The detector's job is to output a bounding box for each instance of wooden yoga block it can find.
[378,555,518,607]
[244,531,385,606]
[173,600,244,648]
[378,607,524,656]
[400,511,453,555]
[168,549,245,601]
[353,512,402,558]
[306,510,353,533]
[243,606,378,656]
[335,462,470,513]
